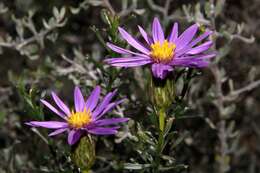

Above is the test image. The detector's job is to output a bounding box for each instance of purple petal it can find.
[175,31,213,57]
[40,99,66,119]
[118,27,150,55]
[188,30,213,48]
[176,40,213,57]
[74,86,85,112]
[51,92,71,116]
[87,127,118,135]
[151,63,173,79]
[171,53,216,67]
[105,56,152,67]
[95,118,129,126]
[106,42,146,57]
[68,130,82,145]
[92,89,117,119]
[85,86,101,111]
[173,59,209,67]
[25,121,68,129]
[175,30,213,57]
[168,22,178,43]
[178,53,216,60]
[105,56,150,63]
[152,17,165,43]
[48,128,68,136]
[187,41,213,54]
[95,99,125,120]
[175,24,198,51]
[138,25,152,45]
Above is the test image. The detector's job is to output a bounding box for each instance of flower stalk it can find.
[158,108,166,132]
[155,108,167,171]
[149,75,175,172]
[82,170,90,173]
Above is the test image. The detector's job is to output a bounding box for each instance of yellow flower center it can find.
[68,108,92,129]
[150,40,176,63]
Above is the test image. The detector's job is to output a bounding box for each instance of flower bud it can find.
[71,135,96,172]
[149,76,175,110]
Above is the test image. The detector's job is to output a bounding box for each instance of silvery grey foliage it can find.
[0,6,67,60]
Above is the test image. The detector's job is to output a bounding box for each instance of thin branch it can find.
[223,79,260,101]
[231,34,255,44]
[210,64,225,114]
[0,25,57,51]
[118,0,138,17]
[61,54,87,74]
[103,0,116,16]
[147,0,165,14]
[164,0,172,17]
[216,32,255,44]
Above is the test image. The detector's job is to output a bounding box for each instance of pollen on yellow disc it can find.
[68,108,92,129]
[150,40,176,63]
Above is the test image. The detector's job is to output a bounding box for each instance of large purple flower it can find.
[26,86,129,145]
[105,17,216,79]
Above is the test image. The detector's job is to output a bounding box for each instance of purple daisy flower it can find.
[105,17,216,79]
[26,86,129,145]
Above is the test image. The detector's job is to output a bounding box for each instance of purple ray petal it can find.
[25,121,68,129]
[175,24,198,51]
[51,92,71,116]
[168,22,178,43]
[92,89,117,119]
[188,30,213,48]
[87,127,118,135]
[95,118,129,126]
[173,59,209,67]
[105,56,150,63]
[106,43,147,57]
[105,57,152,67]
[95,99,125,120]
[108,61,151,67]
[68,130,82,145]
[175,30,213,57]
[138,25,152,45]
[152,17,165,44]
[105,56,151,67]
[178,52,216,60]
[48,128,68,137]
[187,41,213,54]
[85,86,101,111]
[74,86,85,112]
[151,63,173,79]
[40,99,66,119]
[118,27,150,55]
[176,40,213,57]
[172,53,216,67]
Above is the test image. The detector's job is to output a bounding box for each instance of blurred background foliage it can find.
[0,0,260,172]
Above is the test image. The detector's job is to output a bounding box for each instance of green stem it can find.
[82,170,90,173]
[153,109,166,173]
[159,109,166,132]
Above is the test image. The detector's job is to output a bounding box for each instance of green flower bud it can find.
[71,135,96,172]
[149,76,175,110]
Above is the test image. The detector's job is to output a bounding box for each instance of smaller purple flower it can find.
[26,86,129,145]
[105,17,216,79]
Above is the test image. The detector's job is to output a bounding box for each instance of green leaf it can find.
[123,163,151,170]
[171,131,189,149]
[53,7,59,19]
[163,118,174,138]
